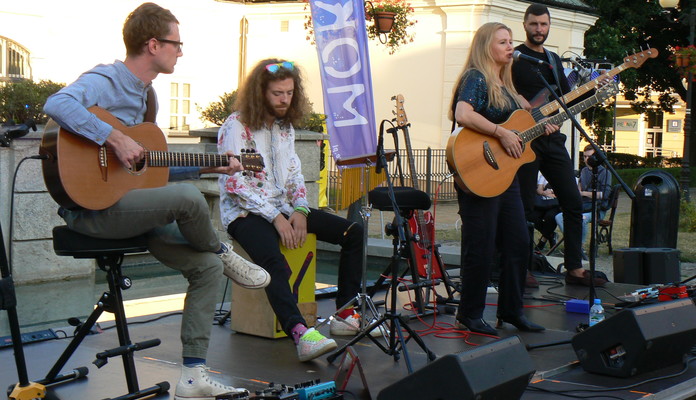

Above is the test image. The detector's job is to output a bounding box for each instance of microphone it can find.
[513,50,553,69]
[375,124,385,174]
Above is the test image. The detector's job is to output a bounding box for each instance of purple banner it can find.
[309,0,377,163]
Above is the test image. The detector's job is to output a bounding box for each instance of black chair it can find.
[47,225,169,400]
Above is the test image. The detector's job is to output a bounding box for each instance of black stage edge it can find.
[2,276,696,399]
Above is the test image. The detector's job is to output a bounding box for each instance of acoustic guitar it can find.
[40,107,264,211]
[528,48,658,120]
[446,84,618,198]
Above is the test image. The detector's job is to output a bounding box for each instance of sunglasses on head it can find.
[265,61,294,73]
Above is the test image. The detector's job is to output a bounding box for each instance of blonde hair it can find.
[450,22,520,119]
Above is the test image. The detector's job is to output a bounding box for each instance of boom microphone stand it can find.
[327,134,436,373]
[532,67,635,306]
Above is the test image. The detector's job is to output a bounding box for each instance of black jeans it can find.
[518,133,584,271]
[456,179,528,320]
[227,209,363,335]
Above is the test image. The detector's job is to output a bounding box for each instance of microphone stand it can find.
[532,68,635,307]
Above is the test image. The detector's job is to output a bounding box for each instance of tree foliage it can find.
[584,0,690,111]
[0,79,65,124]
[198,91,237,126]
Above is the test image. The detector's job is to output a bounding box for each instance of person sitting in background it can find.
[533,172,560,251]
[555,144,612,260]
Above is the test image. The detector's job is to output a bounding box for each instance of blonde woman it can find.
[449,22,553,335]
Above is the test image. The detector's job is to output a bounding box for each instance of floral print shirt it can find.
[217,112,309,227]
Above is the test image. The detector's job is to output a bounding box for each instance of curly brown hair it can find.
[234,58,311,131]
[123,3,179,56]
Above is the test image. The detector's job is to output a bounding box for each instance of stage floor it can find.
[3,273,696,400]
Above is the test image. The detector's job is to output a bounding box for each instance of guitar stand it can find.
[367,218,437,319]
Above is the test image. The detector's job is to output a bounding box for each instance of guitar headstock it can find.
[596,82,620,103]
[392,94,408,127]
[239,149,265,172]
[622,48,659,69]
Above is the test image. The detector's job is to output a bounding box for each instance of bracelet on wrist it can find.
[294,206,310,217]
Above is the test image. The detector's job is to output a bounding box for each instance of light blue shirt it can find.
[43,60,198,181]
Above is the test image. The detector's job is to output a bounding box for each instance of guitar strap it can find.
[144,87,157,123]
[544,49,564,96]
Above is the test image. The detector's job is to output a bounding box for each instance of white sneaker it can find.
[329,313,387,337]
[174,364,247,400]
[296,328,337,362]
[219,242,270,289]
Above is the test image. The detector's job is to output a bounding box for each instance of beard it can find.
[265,101,289,119]
[526,30,548,46]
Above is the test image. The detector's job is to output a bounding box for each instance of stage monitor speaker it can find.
[644,248,680,284]
[376,336,535,400]
[613,247,645,284]
[572,298,696,378]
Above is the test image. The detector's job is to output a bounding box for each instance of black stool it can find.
[47,226,169,400]
[369,186,431,215]
[368,187,432,309]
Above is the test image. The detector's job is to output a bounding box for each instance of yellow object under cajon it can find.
[231,234,317,339]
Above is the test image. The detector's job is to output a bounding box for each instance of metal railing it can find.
[326,148,457,210]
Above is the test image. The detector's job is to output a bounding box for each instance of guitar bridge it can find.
[98,146,108,181]
[482,141,499,170]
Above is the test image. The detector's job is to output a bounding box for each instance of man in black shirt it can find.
[512,3,606,287]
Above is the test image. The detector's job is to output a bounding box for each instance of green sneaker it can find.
[296,328,337,362]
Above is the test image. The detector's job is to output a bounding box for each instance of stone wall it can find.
[0,126,326,335]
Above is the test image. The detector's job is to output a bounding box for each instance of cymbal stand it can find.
[315,162,387,338]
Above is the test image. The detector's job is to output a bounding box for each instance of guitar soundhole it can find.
[127,159,147,175]
[125,142,148,175]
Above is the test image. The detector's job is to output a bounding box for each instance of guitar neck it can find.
[520,88,615,145]
[402,125,421,191]
[538,64,625,118]
[147,151,237,167]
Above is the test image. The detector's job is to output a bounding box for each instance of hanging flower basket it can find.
[671,45,696,78]
[304,0,415,55]
[373,11,396,33]
[365,0,417,54]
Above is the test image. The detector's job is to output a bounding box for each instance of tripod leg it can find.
[327,314,390,364]
[396,315,436,362]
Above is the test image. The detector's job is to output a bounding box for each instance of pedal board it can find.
[250,380,342,400]
[0,329,58,348]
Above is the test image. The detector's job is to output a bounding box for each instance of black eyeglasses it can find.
[155,38,183,51]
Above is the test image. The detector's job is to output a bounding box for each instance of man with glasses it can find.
[218,58,377,362]
[43,3,269,399]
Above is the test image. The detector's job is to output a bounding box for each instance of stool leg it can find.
[103,258,140,394]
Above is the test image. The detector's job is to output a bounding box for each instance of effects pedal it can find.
[251,383,300,399]
[294,380,341,400]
